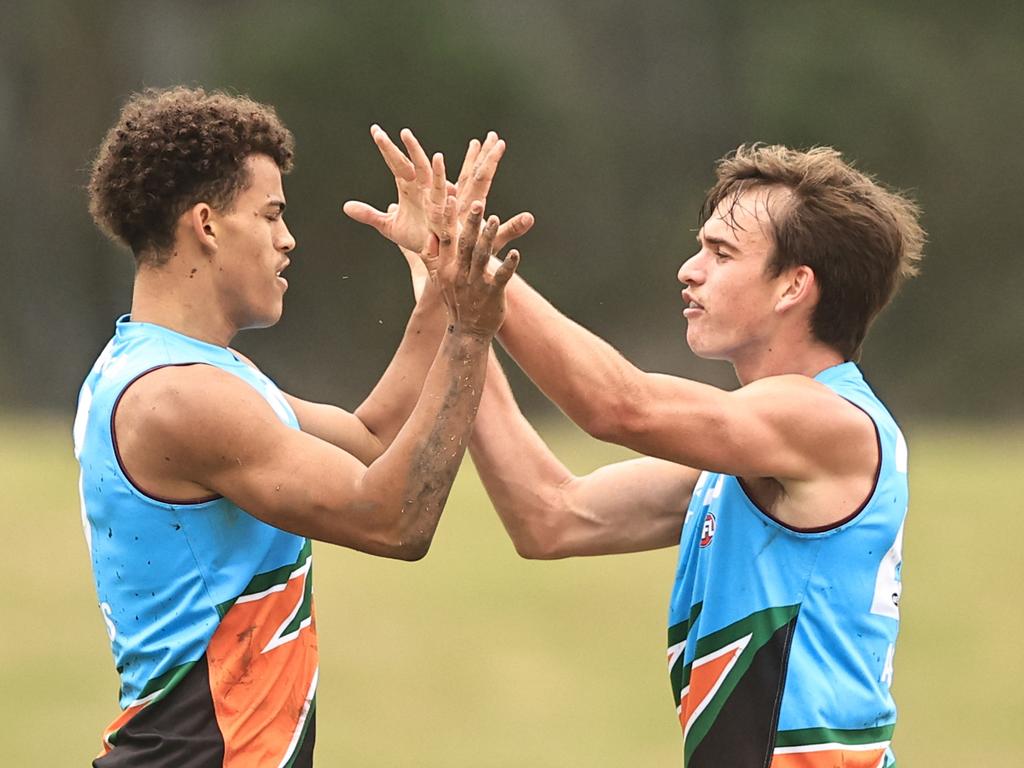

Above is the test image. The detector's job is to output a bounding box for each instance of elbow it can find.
[369,516,436,561]
[341,485,443,561]
[514,537,565,560]
[385,504,443,561]
[505,513,572,561]
[509,531,546,559]
[391,535,432,562]
[324,504,437,562]
[354,529,432,561]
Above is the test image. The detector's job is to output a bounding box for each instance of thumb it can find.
[342,200,389,234]
[493,211,535,253]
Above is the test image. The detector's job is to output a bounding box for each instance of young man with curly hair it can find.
[74,87,526,766]
[373,144,923,767]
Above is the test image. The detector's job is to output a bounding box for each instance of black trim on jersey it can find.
[94,657,224,768]
[111,363,223,506]
[687,615,798,768]
[738,401,882,534]
[292,704,317,767]
[93,655,316,768]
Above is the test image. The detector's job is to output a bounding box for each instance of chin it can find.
[241,306,284,331]
[685,333,729,362]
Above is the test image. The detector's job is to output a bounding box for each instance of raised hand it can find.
[430,195,520,339]
[451,132,535,253]
[342,125,434,253]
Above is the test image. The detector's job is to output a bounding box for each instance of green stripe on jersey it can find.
[775,723,895,748]
[216,538,313,616]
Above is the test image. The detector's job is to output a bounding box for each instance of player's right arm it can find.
[469,353,698,559]
[115,203,520,561]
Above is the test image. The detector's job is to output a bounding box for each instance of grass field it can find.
[2,413,1022,766]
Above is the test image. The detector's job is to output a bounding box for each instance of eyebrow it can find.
[265,198,287,213]
[695,231,738,251]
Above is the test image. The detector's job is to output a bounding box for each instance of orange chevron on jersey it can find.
[206,550,319,768]
[770,744,889,767]
[679,635,750,737]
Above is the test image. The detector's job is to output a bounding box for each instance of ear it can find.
[186,203,218,254]
[775,264,816,314]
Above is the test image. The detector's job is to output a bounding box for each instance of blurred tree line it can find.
[1,0,1021,420]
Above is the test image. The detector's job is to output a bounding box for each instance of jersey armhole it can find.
[738,400,882,534]
[111,363,225,507]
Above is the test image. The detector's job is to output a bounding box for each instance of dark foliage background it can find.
[2,0,1021,419]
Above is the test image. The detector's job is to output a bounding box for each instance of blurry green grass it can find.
[1,414,1022,766]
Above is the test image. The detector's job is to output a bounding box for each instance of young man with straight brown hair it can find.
[367,142,923,766]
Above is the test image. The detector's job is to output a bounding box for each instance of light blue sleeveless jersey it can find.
[73,316,317,716]
[667,363,906,768]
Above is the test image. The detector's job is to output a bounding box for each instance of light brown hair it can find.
[700,144,925,359]
[89,87,295,264]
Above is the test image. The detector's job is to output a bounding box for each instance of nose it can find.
[678,250,704,286]
[277,221,296,253]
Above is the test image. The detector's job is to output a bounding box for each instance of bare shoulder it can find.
[119,364,280,439]
[733,374,878,479]
[115,364,287,498]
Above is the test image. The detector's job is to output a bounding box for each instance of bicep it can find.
[611,374,855,481]
[199,412,371,541]
[554,457,698,556]
[140,369,391,550]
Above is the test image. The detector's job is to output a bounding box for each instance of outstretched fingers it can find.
[370,125,416,182]
[492,249,521,287]
[456,138,482,193]
[428,153,448,236]
[493,211,535,253]
[460,133,506,212]
[433,193,459,282]
[471,215,499,283]
[457,201,484,279]
[399,128,432,188]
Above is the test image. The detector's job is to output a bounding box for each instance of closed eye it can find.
[264,200,287,222]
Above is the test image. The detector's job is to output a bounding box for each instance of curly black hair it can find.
[89,86,295,263]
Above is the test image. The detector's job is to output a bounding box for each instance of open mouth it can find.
[682,292,704,316]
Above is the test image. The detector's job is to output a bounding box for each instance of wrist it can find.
[446,322,494,345]
[414,282,444,311]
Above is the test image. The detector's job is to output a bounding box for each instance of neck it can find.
[731,335,845,386]
[129,254,236,347]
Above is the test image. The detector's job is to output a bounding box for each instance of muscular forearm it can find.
[469,353,576,558]
[497,276,644,440]
[357,327,489,559]
[354,282,447,449]
[470,353,694,558]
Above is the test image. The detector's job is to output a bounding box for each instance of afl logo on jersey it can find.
[699,512,717,548]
